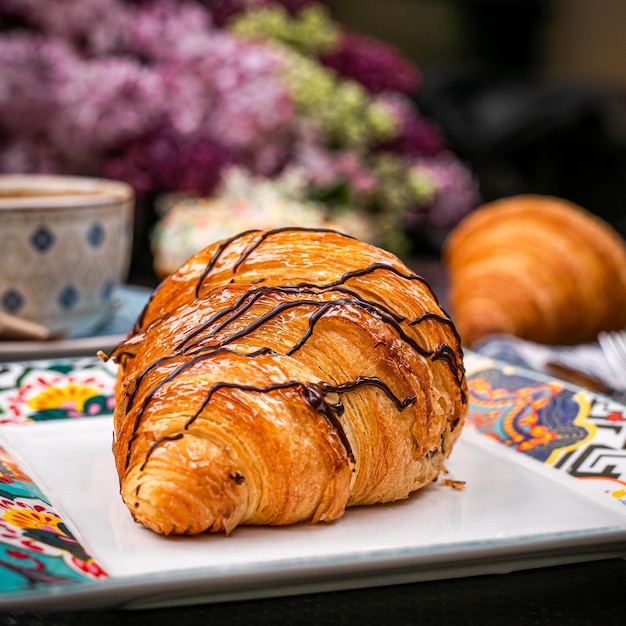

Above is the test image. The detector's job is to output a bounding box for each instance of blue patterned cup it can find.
[0,175,134,339]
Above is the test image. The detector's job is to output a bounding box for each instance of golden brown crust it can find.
[443,195,626,346]
[109,228,466,535]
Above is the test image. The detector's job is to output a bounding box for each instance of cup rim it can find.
[0,175,134,210]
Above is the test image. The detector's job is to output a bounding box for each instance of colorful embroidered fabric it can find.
[0,358,117,425]
[0,357,116,593]
[1,354,625,595]
[466,361,626,508]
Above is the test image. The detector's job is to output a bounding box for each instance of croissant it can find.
[443,195,626,347]
[107,228,466,535]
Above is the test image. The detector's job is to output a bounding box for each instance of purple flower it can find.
[50,57,166,170]
[407,153,481,229]
[0,138,63,174]
[154,32,293,174]
[103,124,233,196]
[377,94,446,158]
[204,0,250,27]
[320,31,419,95]
[202,44,294,174]
[124,0,217,63]
[0,0,481,234]
[206,0,329,27]
[1,0,132,57]
[0,34,76,138]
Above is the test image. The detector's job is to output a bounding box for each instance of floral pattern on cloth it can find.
[0,449,109,591]
[466,361,626,510]
[0,357,115,592]
[0,357,117,425]
[0,354,625,595]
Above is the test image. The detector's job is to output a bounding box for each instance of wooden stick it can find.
[0,312,51,340]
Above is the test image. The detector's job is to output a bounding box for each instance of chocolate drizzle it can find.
[136,376,415,469]
[194,227,355,298]
[140,433,184,471]
[195,229,259,298]
[121,228,466,475]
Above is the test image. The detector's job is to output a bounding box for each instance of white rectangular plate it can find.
[0,414,624,611]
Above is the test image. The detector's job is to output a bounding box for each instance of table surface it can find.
[4,557,625,625]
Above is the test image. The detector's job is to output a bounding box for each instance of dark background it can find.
[334,0,626,239]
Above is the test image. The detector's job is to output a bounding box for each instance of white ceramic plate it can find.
[0,285,151,362]
[0,416,624,611]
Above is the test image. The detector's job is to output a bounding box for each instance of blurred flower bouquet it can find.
[0,0,480,258]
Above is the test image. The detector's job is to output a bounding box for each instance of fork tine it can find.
[615,330,626,354]
[598,331,626,390]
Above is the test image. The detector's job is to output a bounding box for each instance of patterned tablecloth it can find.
[0,351,624,597]
[0,357,116,591]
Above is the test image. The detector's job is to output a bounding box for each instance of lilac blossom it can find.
[321,31,419,95]
[289,134,378,203]
[206,0,329,27]
[378,93,446,157]
[124,0,218,62]
[103,124,233,196]
[51,57,166,170]
[0,0,132,56]
[0,138,63,175]
[0,34,75,138]
[407,153,481,229]
[0,0,481,238]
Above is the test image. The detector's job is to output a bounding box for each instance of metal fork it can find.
[597,330,626,393]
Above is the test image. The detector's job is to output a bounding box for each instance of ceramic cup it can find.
[0,175,134,339]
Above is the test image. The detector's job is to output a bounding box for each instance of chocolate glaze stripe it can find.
[194,229,260,298]
[188,261,459,358]
[282,298,434,359]
[409,311,462,346]
[286,300,465,405]
[183,297,436,362]
[125,354,175,416]
[176,285,407,354]
[123,288,447,448]
[126,355,416,473]
[194,227,356,297]
[172,282,450,362]
[140,433,184,472]
[408,311,466,400]
[433,344,466,391]
[178,267,428,351]
[322,262,441,307]
[181,376,415,465]
[123,347,275,470]
[126,289,463,436]
[232,227,356,273]
[173,285,324,353]
[125,347,277,423]
[143,260,448,353]
[167,276,460,395]
[182,381,351,456]
[268,262,442,315]
[129,279,413,418]
[183,268,453,362]
[134,241,445,349]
